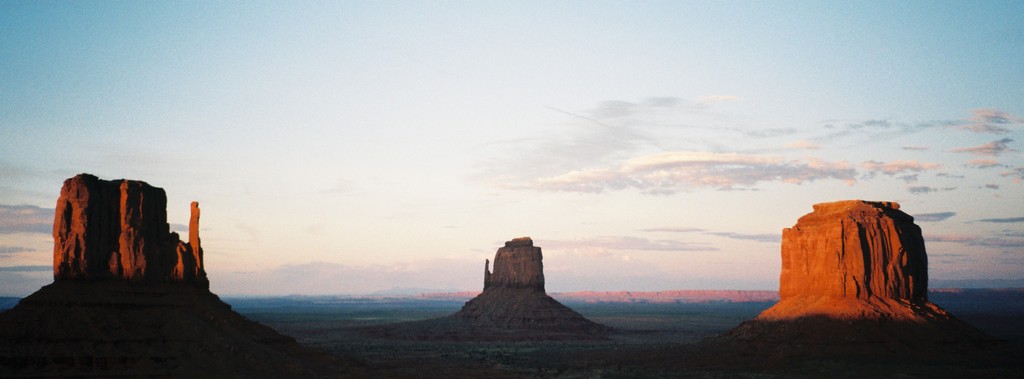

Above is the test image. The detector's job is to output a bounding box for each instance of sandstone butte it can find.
[451,237,610,334]
[0,174,348,378]
[53,173,207,286]
[709,200,996,359]
[757,200,943,321]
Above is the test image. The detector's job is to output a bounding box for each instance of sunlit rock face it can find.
[758,200,941,320]
[52,173,207,287]
[0,174,340,377]
[708,200,997,358]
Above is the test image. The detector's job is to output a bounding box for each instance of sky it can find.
[1,1,1022,296]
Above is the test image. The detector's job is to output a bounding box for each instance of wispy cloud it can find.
[513,151,856,194]
[0,265,50,272]
[952,138,1016,156]
[1002,166,1024,182]
[861,160,940,176]
[966,159,1001,169]
[977,217,1024,223]
[539,236,718,253]
[703,231,780,243]
[902,146,929,151]
[640,226,779,243]
[638,227,705,233]
[925,234,975,243]
[0,205,53,234]
[915,212,956,222]
[958,108,1024,134]
[784,140,820,150]
[0,245,38,255]
[907,186,955,194]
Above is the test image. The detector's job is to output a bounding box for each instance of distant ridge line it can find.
[413,288,1024,304]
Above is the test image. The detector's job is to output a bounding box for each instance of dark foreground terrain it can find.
[218,289,1024,378]
[2,289,1020,378]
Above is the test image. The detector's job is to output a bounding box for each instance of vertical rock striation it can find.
[710,200,996,359]
[758,200,936,320]
[52,174,207,287]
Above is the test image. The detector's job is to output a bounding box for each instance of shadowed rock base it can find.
[0,281,357,378]
[362,237,610,341]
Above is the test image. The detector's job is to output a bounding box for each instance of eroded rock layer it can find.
[708,200,997,358]
[0,174,350,377]
[759,200,937,320]
[53,174,207,287]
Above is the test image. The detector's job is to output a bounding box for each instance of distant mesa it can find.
[0,174,346,377]
[364,237,611,340]
[711,200,997,357]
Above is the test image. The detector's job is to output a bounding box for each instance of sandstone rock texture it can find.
[758,200,941,320]
[709,200,997,359]
[52,174,207,287]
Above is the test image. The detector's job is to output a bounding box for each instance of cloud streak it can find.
[952,138,1016,156]
[0,205,53,234]
[513,151,856,194]
[861,160,940,178]
[959,108,1024,133]
[914,212,956,222]
[977,217,1024,223]
[0,245,37,255]
[539,236,718,253]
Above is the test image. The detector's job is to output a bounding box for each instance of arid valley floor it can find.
[88,288,1019,378]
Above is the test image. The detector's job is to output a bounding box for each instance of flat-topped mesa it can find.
[484,236,545,291]
[758,200,936,320]
[52,174,208,288]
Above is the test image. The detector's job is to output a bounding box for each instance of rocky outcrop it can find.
[450,237,609,336]
[759,200,936,320]
[52,174,207,287]
[0,174,348,377]
[709,200,997,359]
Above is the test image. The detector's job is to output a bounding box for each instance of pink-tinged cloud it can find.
[538,236,718,253]
[784,140,820,150]
[861,160,940,175]
[518,151,856,194]
[1002,166,1024,183]
[952,138,1016,156]
[958,108,1024,133]
[966,159,1000,169]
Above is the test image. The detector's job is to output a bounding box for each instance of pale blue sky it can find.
[2,1,1022,296]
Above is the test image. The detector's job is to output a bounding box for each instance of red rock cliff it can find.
[758,200,941,320]
[52,174,208,287]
